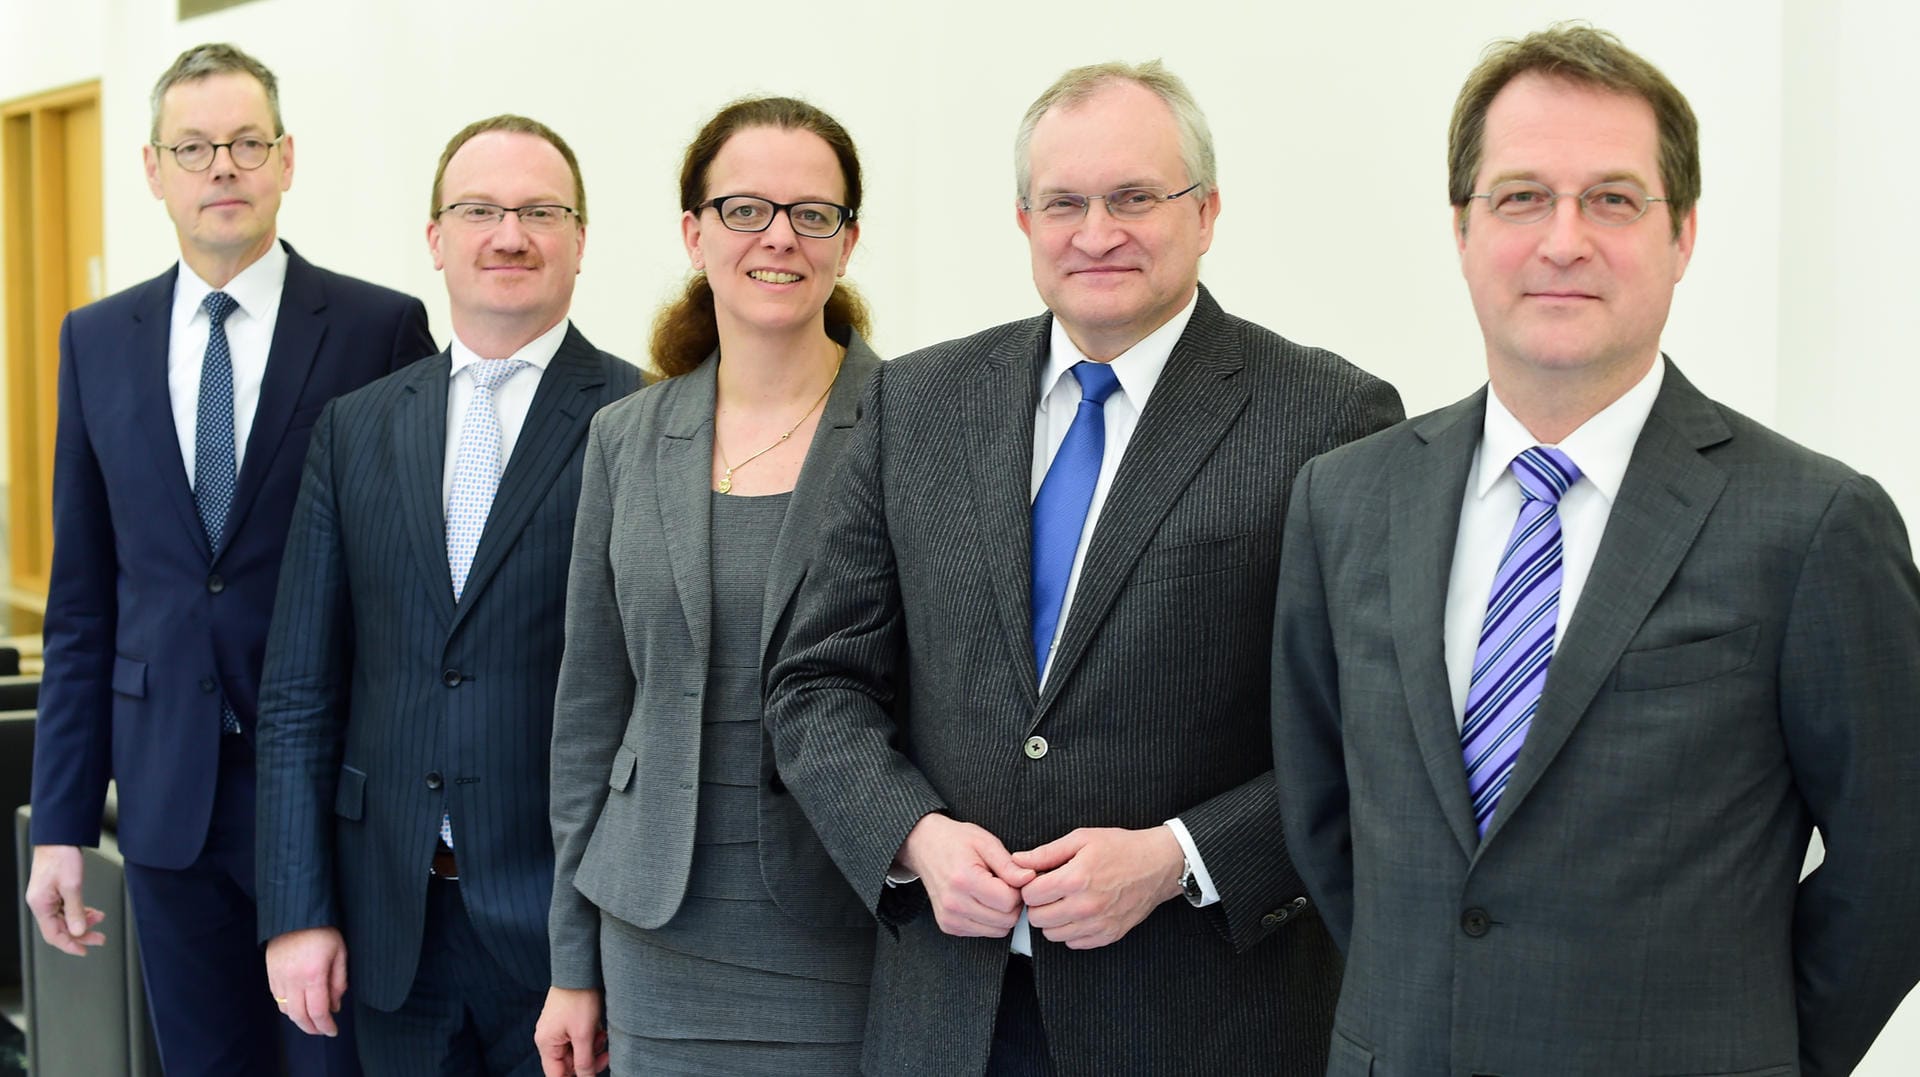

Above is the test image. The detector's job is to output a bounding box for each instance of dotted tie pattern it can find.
[196,291,242,735]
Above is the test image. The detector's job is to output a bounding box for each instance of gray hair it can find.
[1013,60,1216,201]
[149,43,282,142]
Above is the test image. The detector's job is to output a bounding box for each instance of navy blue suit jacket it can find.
[254,325,640,1010]
[32,242,434,869]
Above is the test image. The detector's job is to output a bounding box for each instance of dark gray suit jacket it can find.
[766,286,1404,1076]
[1272,360,1920,1077]
[255,325,640,1011]
[547,337,881,992]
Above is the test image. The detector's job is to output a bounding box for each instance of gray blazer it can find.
[765,286,1404,1076]
[547,335,882,991]
[1272,360,1920,1077]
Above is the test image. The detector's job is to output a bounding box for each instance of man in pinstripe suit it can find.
[253,116,639,1075]
[765,62,1402,1076]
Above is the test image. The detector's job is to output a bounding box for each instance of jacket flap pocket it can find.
[1327,1028,1374,1076]
[1134,532,1253,584]
[111,656,148,698]
[1616,622,1760,692]
[609,745,637,792]
[334,765,366,820]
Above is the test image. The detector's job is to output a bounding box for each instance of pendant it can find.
[717,469,733,494]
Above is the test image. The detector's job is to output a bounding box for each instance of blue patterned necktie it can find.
[1030,361,1123,676]
[195,291,242,734]
[1462,446,1582,837]
[445,358,528,602]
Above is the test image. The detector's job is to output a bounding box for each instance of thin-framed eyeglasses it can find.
[1468,180,1669,227]
[1020,183,1202,224]
[697,195,854,240]
[437,202,580,231]
[150,135,284,172]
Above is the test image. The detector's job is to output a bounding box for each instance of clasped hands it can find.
[897,813,1185,950]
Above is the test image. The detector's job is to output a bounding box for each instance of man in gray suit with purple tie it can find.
[1272,24,1920,1076]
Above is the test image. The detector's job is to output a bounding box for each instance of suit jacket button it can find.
[425,771,443,790]
[1023,735,1048,760]
[442,669,462,687]
[1262,909,1287,928]
[206,573,225,593]
[198,677,216,693]
[1461,907,1491,938]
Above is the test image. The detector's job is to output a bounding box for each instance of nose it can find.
[759,209,800,249]
[207,143,240,180]
[1537,195,1593,267]
[1071,198,1126,256]
[488,210,532,251]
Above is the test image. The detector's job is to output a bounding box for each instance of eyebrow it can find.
[1486,168,1652,188]
[166,123,271,140]
[1034,178,1172,194]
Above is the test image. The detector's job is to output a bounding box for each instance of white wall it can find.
[2,0,1915,1067]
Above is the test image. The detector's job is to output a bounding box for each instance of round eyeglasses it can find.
[150,135,284,173]
[698,196,854,240]
[1020,183,1202,224]
[1468,180,1669,227]
[437,203,580,231]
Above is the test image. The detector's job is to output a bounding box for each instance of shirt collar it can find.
[1039,288,1199,412]
[449,318,571,377]
[1476,357,1665,503]
[173,238,290,323]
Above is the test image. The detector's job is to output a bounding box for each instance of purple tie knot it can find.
[1511,446,1581,505]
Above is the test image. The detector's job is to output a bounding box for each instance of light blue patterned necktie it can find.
[196,291,242,734]
[1030,361,1123,676]
[1462,446,1582,837]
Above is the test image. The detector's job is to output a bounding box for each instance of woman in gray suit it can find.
[534,97,880,1076]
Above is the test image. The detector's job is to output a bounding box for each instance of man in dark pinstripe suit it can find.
[252,116,639,1076]
[765,62,1402,1076]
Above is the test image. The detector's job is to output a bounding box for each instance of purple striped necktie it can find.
[1462,445,1582,838]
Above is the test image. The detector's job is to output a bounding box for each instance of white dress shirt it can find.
[440,319,568,510]
[1007,289,1219,956]
[168,240,288,484]
[1443,359,1665,724]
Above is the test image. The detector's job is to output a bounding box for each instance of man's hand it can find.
[535,986,610,1077]
[25,845,105,956]
[265,927,349,1037]
[897,814,1036,938]
[1014,825,1185,949]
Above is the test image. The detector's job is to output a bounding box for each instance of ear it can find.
[1015,200,1033,240]
[277,132,295,192]
[143,143,164,200]
[1453,204,1470,256]
[427,218,446,272]
[1194,187,1221,257]
[681,209,704,269]
[1670,203,1697,283]
[836,220,859,276]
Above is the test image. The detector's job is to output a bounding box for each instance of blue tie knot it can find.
[203,290,238,327]
[1069,361,1121,406]
[469,358,529,394]
[1511,446,1582,505]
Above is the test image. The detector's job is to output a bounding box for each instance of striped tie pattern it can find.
[1030,361,1122,676]
[1462,446,1582,837]
[195,291,242,735]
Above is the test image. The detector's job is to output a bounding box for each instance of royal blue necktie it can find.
[1030,361,1122,676]
[195,291,242,735]
[1462,446,1582,837]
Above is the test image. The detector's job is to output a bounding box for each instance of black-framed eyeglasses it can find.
[1020,183,1202,224]
[437,202,580,231]
[1468,180,1669,227]
[697,195,854,239]
[150,135,284,172]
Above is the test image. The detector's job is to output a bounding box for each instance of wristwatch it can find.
[1179,857,1204,907]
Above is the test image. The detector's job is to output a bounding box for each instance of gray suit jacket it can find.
[766,286,1404,1076]
[547,336,881,991]
[1272,360,1920,1077]
[257,325,641,1010]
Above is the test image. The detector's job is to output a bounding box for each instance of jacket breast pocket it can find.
[1133,533,1253,584]
[609,745,637,793]
[334,765,366,820]
[1615,622,1760,692]
[111,656,147,698]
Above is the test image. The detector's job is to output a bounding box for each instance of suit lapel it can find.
[759,338,881,661]
[658,353,718,671]
[225,243,321,553]
[1481,362,1730,845]
[126,267,210,560]
[1390,393,1485,859]
[963,319,1049,709]
[394,352,456,624]
[1035,293,1249,719]
[451,325,609,634]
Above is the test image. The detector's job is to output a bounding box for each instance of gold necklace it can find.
[715,353,843,494]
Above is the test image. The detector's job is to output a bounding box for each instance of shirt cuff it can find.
[1165,817,1220,907]
[884,866,919,887]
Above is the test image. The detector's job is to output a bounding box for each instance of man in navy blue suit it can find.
[254,115,638,1076]
[26,42,434,1076]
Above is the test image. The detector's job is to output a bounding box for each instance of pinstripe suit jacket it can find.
[547,337,880,991]
[765,286,1404,1076]
[255,324,640,1011]
[1272,361,1920,1076]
